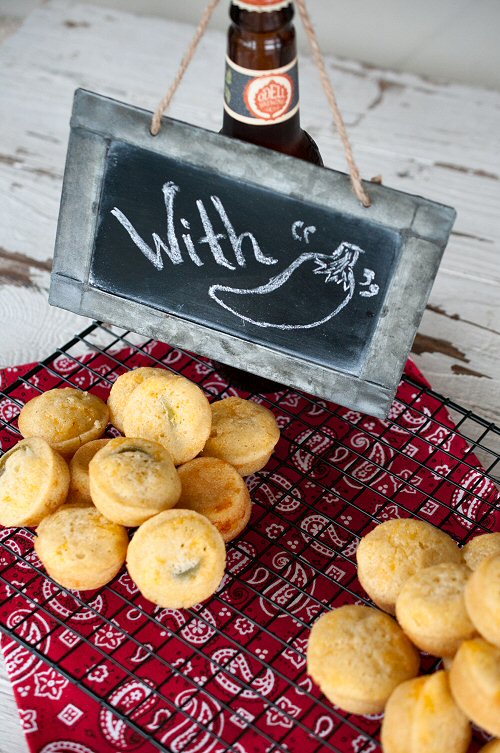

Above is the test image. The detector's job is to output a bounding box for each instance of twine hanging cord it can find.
[295,0,371,207]
[150,0,371,208]
[150,0,221,138]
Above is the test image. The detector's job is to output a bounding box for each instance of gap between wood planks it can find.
[412,331,492,380]
[0,247,52,288]
[426,304,500,338]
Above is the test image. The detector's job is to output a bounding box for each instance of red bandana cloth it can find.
[0,341,498,753]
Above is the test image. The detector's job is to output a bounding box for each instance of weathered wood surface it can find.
[1,1,499,421]
[0,671,26,753]
[0,2,499,751]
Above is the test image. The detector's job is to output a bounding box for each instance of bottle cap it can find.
[232,0,292,11]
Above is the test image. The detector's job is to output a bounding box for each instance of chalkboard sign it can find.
[50,90,456,417]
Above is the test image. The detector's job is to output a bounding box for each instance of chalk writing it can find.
[111,183,379,331]
[358,268,379,297]
[209,242,376,330]
[292,220,316,244]
[112,181,276,272]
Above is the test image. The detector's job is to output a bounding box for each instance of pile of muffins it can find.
[307,518,500,753]
[0,367,280,609]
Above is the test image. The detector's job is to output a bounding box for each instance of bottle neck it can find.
[223,0,313,157]
[230,2,294,32]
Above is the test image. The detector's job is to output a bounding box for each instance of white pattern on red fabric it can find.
[158,689,223,753]
[52,355,79,375]
[279,393,302,409]
[265,695,301,728]
[373,502,402,521]
[34,667,68,700]
[145,708,172,731]
[94,623,124,650]
[250,473,302,513]
[307,399,328,417]
[229,706,255,729]
[265,522,284,539]
[58,630,80,649]
[0,397,20,422]
[225,541,257,576]
[233,616,255,636]
[19,708,38,733]
[1,530,39,569]
[87,665,110,684]
[41,580,105,621]
[325,561,347,582]
[246,566,269,587]
[276,413,291,429]
[352,738,378,752]
[258,553,319,621]
[130,643,154,663]
[452,468,499,529]
[292,427,337,473]
[40,743,97,753]
[282,636,308,669]
[155,606,186,628]
[117,571,138,595]
[300,513,346,555]
[211,648,275,699]
[420,499,440,517]
[58,704,84,726]
[181,609,216,645]
[313,714,334,738]
[3,611,50,685]
[161,348,183,365]
[346,436,392,488]
[330,445,350,465]
[99,680,156,750]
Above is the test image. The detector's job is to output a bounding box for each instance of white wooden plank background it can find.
[0,2,499,751]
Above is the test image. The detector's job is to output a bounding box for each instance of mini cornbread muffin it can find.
[463,532,500,571]
[479,741,500,752]
[69,439,110,506]
[89,437,181,527]
[464,553,500,648]
[396,562,476,657]
[177,457,252,542]
[127,509,226,609]
[35,505,128,590]
[449,638,500,737]
[306,604,419,715]
[107,367,167,432]
[122,373,211,466]
[356,519,462,614]
[18,388,109,457]
[381,671,471,753]
[201,397,280,476]
[0,438,70,527]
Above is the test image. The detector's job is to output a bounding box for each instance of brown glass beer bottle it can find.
[221,0,323,165]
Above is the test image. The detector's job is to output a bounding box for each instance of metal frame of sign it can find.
[50,89,456,418]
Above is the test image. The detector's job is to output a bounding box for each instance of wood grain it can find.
[0,664,24,753]
[0,2,498,423]
[0,3,499,752]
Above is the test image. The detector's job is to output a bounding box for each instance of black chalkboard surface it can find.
[92,141,399,375]
[50,90,456,417]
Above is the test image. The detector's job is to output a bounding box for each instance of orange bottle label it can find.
[224,57,299,125]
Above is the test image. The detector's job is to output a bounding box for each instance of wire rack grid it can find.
[0,321,499,753]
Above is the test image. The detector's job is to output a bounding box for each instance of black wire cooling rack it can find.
[0,321,499,753]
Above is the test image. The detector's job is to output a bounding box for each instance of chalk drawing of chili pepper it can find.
[208,241,367,330]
